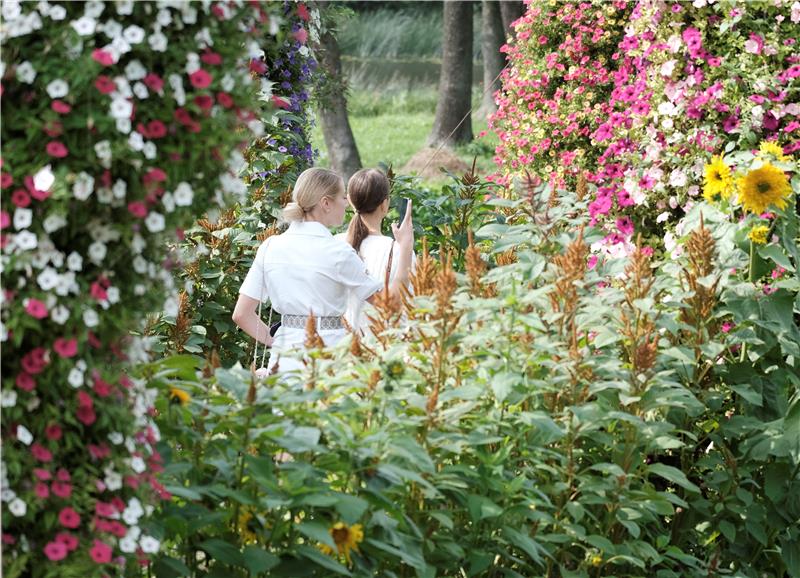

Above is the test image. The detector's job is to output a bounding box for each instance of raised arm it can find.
[368,199,414,304]
[232,294,274,347]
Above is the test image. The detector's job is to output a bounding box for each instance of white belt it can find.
[280,314,344,331]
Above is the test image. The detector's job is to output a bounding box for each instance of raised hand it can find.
[391,198,414,249]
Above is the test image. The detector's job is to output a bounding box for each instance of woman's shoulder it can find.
[360,235,394,250]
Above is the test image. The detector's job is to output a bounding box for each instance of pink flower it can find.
[51,100,72,114]
[271,95,290,109]
[94,75,116,94]
[293,27,308,44]
[146,120,167,139]
[34,468,51,481]
[90,281,108,301]
[21,348,48,374]
[744,33,764,55]
[89,540,112,564]
[35,482,50,499]
[32,443,53,462]
[0,211,10,229]
[95,501,116,518]
[51,481,72,498]
[25,298,48,319]
[0,172,12,188]
[93,377,111,397]
[216,92,234,108]
[91,49,115,66]
[12,188,31,207]
[46,141,68,158]
[45,423,62,440]
[143,73,164,92]
[76,405,96,426]
[44,541,68,561]
[297,3,309,20]
[53,338,78,358]
[56,468,71,482]
[58,507,81,529]
[616,216,634,236]
[722,115,740,133]
[200,50,222,65]
[188,69,212,89]
[15,372,35,392]
[143,167,167,184]
[721,322,734,333]
[127,201,148,218]
[55,532,79,552]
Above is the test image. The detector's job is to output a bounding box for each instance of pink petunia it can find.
[91,49,115,66]
[200,50,222,65]
[44,541,68,562]
[0,211,10,229]
[216,92,234,108]
[95,501,116,518]
[51,100,72,114]
[188,69,212,89]
[0,172,12,188]
[25,298,48,319]
[94,75,116,94]
[45,423,62,440]
[35,482,50,499]
[89,540,112,564]
[143,73,164,92]
[11,188,31,207]
[31,443,53,462]
[297,2,309,20]
[293,27,308,44]
[55,532,79,552]
[56,468,71,482]
[146,120,167,139]
[58,507,80,529]
[46,141,68,158]
[53,338,78,358]
[51,481,72,499]
[76,405,96,426]
[127,201,148,218]
[271,95,290,109]
[15,372,35,392]
[194,95,213,110]
[34,468,51,481]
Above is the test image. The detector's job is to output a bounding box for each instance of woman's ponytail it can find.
[346,168,390,253]
[282,167,344,223]
[282,201,306,223]
[347,213,371,254]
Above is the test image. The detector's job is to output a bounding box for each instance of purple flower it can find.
[722,115,740,133]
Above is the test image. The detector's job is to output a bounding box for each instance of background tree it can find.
[499,0,525,33]
[427,0,474,148]
[478,0,506,117]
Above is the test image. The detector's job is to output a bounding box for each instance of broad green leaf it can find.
[648,463,700,493]
[296,545,352,576]
[152,556,191,578]
[297,522,336,549]
[502,526,546,567]
[758,244,795,272]
[198,538,243,566]
[334,494,369,524]
[242,545,280,574]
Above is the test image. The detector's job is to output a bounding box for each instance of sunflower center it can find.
[332,527,350,545]
[757,181,771,194]
[712,171,721,181]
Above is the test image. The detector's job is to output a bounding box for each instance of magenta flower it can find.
[91,49,115,66]
[58,507,80,529]
[45,423,62,440]
[34,482,49,499]
[45,141,68,158]
[51,481,72,499]
[15,372,36,392]
[53,338,78,359]
[51,100,72,114]
[55,532,79,552]
[722,115,740,133]
[188,69,212,89]
[616,216,634,236]
[43,541,68,562]
[89,540,112,564]
[11,188,31,207]
[24,298,48,319]
[31,443,53,463]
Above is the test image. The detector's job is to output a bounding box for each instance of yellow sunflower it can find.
[758,140,789,162]
[169,387,190,405]
[737,163,792,214]
[236,509,260,544]
[319,522,364,564]
[703,155,733,201]
[747,224,769,245]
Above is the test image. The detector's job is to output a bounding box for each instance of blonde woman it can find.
[232,167,414,373]
[335,168,417,335]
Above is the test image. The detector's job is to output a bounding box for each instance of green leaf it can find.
[334,494,369,525]
[648,463,700,493]
[198,539,243,565]
[758,244,795,272]
[296,545,352,576]
[164,485,202,501]
[719,520,736,542]
[242,545,280,574]
[152,556,191,578]
[467,495,503,523]
[502,526,546,567]
[276,426,322,453]
[780,535,800,578]
[297,522,336,549]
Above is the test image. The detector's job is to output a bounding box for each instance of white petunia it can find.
[108,431,124,445]
[46,79,69,98]
[16,425,33,445]
[185,52,201,74]
[1,488,16,502]
[84,0,105,18]
[793,1,800,23]
[119,536,138,553]
[8,498,26,517]
[1,390,18,408]
[116,0,134,15]
[221,73,235,92]
[96,187,113,204]
[51,305,70,325]
[110,97,133,120]
[181,5,197,24]
[669,169,687,188]
[54,271,77,296]
[67,367,84,387]
[49,4,66,20]
[87,241,107,264]
[71,15,96,36]
[142,142,157,160]
[112,179,127,199]
[132,256,148,274]
[161,192,175,213]
[101,19,123,38]
[107,287,120,304]
[123,24,145,44]
[33,165,55,191]
[2,0,22,20]
[122,498,143,524]
[104,466,123,492]
[36,267,59,291]
[27,396,41,412]
[156,8,171,26]
[130,456,146,474]
[66,251,83,271]
[173,182,194,206]
[139,536,160,554]
[14,231,38,251]
[656,211,671,224]
[116,117,131,134]
[144,212,165,233]
[83,308,99,328]
[148,31,167,52]
[128,131,144,151]
[73,172,95,200]
[13,208,32,230]
[132,81,148,99]
[131,233,146,253]
[125,59,146,80]
[111,35,132,55]
[16,61,36,83]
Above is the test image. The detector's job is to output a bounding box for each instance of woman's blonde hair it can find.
[282,167,345,222]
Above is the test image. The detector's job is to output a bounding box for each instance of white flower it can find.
[173,182,194,206]
[130,456,146,474]
[111,35,132,55]
[1,390,18,408]
[110,97,133,120]
[101,18,123,38]
[71,15,96,36]
[112,179,127,199]
[104,467,123,492]
[84,0,105,18]
[133,256,148,274]
[16,425,33,445]
[122,498,144,524]
[14,231,38,251]
[194,27,213,48]
[156,9,171,26]
[667,33,681,53]
[73,172,95,201]
[116,117,131,134]
[128,131,144,151]
[660,60,676,77]
[13,208,32,230]
[54,271,77,296]
[119,536,138,553]
[36,267,59,291]
[2,0,21,20]
[96,187,113,204]
[49,4,66,20]
[116,0,134,15]
[133,81,148,99]
[94,141,112,162]
[131,233,146,254]
[27,396,41,412]
[8,498,26,517]
[16,61,36,83]
[220,173,247,196]
[65,251,82,272]
[656,211,671,223]
[148,31,168,52]
[181,5,197,24]
[108,431,124,445]
[83,308,99,328]
[144,212,165,233]
[669,169,687,188]
[221,73,235,92]
[45,79,69,99]
[140,536,160,554]
[88,241,107,264]
[67,367,84,387]
[33,165,55,191]
[123,24,145,44]
[792,1,800,23]
[142,142,157,160]
[125,59,147,81]
[51,305,70,325]
[161,192,175,213]
[1,488,16,502]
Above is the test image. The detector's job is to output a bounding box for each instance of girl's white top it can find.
[334,233,416,334]
[240,221,382,372]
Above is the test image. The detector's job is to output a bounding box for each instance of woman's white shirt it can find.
[333,233,416,334]
[239,221,382,371]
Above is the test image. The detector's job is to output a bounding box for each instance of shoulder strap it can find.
[384,240,394,288]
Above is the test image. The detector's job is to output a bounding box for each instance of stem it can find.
[739,240,756,363]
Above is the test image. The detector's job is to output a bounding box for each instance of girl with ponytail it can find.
[232,167,415,374]
[335,168,417,334]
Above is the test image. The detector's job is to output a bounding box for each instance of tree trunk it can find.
[315,29,361,181]
[499,0,525,34]
[478,0,505,117]
[427,1,474,148]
